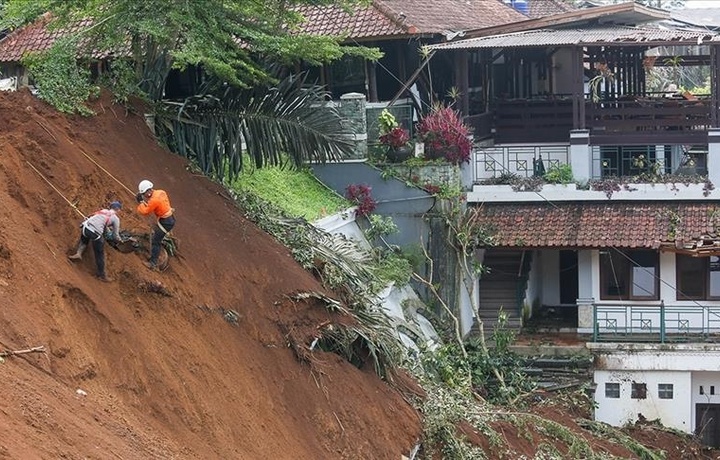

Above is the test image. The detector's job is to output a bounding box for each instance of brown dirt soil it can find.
[2,88,720,459]
[0,89,421,459]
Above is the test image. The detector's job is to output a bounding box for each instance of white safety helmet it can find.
[138,179,154,194]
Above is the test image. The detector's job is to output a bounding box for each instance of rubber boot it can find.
[68,242,87,261]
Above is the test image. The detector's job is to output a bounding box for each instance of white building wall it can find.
[692,371,720,432]
[590,344,720,434]
[659,251,676,302]
[523,250,542,319]
[594,369,692,431]
[539,250,560,306]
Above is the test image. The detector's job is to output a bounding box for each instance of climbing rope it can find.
[25,160,87,219]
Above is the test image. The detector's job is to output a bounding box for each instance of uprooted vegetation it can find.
[1,88,718,458]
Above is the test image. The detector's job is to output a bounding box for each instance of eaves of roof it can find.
[471,201,720,250]
[429,25,719,51]
[461,1,670,39]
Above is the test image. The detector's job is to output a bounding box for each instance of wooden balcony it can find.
[494,98,574,144]
[587,97,711,145]
[488,96,713,145]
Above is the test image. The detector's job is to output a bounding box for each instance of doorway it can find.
[559,250,578,305]
[696,403,720,447]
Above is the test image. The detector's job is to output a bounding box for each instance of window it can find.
[599,145,671,177]
[605,382,620,399]
[677,255,720,300]
[658,384,674,399]
[600,250,659,300]
[631,382,647,399]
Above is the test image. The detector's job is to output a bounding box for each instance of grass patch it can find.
[231,165,350,221]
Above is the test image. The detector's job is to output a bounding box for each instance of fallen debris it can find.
[0,345,46,358]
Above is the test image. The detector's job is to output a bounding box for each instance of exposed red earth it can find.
[1,88,718,459]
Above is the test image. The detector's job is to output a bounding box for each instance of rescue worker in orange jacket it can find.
[136,179,175,270]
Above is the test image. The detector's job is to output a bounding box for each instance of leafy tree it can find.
[1,0,381,100]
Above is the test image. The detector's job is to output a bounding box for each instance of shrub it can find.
[345,183,377,217]
[416,105,472,165]
[543,164,574,184]
[22,37,99,115]
[379,126,410,149]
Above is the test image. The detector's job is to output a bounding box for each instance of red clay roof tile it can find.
[296,0,528,39]
[471,201,720,249]
[0,15,103,62]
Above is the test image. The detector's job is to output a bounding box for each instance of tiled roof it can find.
[296,0,528,40]
[431,25,719,50]
[528,0,575,19]
[377,0,528,35]
[471,201,720,249]
[0,15,104,63]
[294,4,410,39]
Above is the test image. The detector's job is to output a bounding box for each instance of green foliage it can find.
[0,0,48,30]
[97,59,143,105]
[364,214,398,241]
[231,163,350,221]
[378,108,399,135]
[4,0,380,101]
[419,383,489,459]
[543,164,574,184]
[21,37,99,115]
[233,189,400,377]
[465,314,536,405]
[155,72,354,179]
[370,249,413,287]
[579,420,666,460]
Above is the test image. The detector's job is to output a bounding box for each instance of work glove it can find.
[136,192,144,203]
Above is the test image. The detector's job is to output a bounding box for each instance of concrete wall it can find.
[594,368,692,431]
[311,162,434,249]
[590,344,720,433]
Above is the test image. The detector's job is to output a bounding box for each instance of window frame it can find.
[658,383,674,400]
[605,382,620,399]
[676,255,720,301]
[600,249,659,301]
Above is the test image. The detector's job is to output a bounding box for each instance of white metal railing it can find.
[594,304,720,342]
[473,144,570,182]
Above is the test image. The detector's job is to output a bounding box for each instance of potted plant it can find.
[416,105,472,165]
[378,109,413,163]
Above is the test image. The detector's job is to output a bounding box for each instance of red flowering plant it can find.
[377,109,412,162]
[345,183,377,217]
[416,105,472,165]
[379,126,410,149]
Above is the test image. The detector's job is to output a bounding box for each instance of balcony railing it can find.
[593,304,720,342]
[473,144,570,181]
[488,96,713,145]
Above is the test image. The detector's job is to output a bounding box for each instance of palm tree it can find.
[154,72,354,180]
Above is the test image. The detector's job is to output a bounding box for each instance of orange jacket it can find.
[137,189,173,219]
